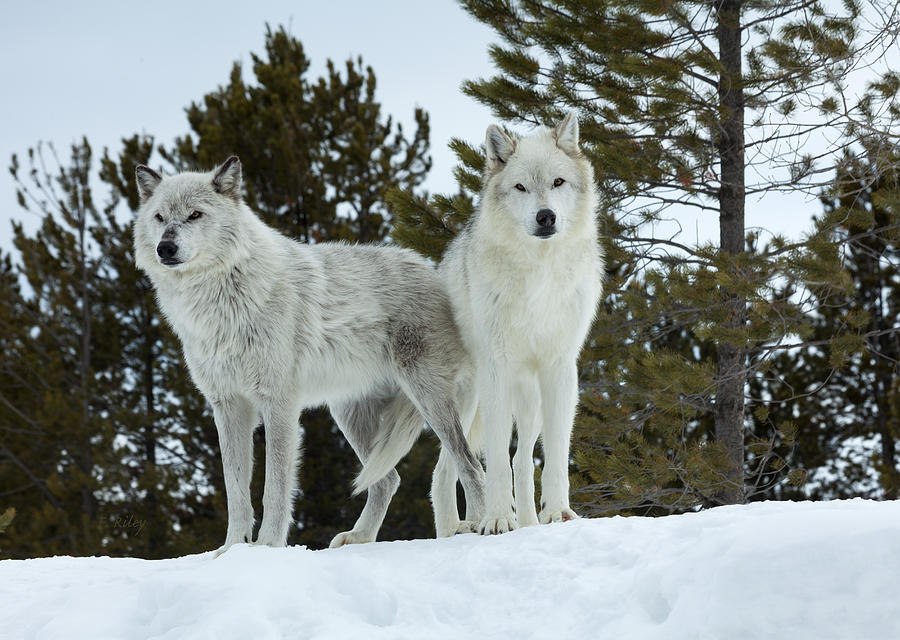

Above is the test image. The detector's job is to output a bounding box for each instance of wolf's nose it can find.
[157,241,178,259]
[536,209,556,227]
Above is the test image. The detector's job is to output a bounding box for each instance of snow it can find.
[2,499,899,639]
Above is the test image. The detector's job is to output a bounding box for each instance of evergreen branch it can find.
[753,327,899,355]
[664,3,719,74]
[762,222,900,259]
[624,187,721,210]
[622,235,706,258]
[0,442,62,511]
[742,1,825,31]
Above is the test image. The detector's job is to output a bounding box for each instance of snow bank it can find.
[2,499,899,639]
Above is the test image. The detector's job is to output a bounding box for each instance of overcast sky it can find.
[1,1,896,256]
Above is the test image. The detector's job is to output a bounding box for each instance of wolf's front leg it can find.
[512,376,541,528]
[255,402,302,547]
[211,396,258,556]
[478,377,517,534]
[538,363,580,524]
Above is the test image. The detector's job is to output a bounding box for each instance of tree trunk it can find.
[714,0,746,505]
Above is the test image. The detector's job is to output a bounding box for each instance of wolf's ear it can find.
[135,165,163,203]
[554,110,580,155]
[484,125,516,173]
[212,156,242,201]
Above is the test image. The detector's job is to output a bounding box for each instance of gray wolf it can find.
[133,157,485,553]
[432,112,603,536]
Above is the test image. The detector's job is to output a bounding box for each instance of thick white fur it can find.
[435,112,603,536]
[133,158,485,553]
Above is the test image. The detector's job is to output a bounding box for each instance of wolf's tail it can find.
[352,394,425,494]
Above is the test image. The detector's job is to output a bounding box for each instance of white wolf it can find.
[133,157,485,553]
[432,112,603,536]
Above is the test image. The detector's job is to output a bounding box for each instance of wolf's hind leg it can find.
[330,399,400,548]
[432,378,484,536]
[431,447,461,537]
[401,375,486,535]
[460,408,485,528]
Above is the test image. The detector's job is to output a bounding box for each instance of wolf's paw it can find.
[539,507,579,524]
[478,513,518,535]
[254,520,291,548]
[456,520,479,535]
[211,529,253,558]
[435,517,461,538]
[329,529,374,549]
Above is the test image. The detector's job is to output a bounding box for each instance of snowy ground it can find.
[2,499,899,639]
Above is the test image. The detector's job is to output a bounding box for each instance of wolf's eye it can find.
[553,178,565,188]
[514,184,527,192]
[188,210,204,221]
[154,213,164,223]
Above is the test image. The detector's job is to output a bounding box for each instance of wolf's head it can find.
[480,111,597,242]
[133,157,251,276]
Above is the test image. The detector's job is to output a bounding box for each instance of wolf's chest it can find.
[161,281,288,393]
[172,289,260,349]
[478,254,596,358]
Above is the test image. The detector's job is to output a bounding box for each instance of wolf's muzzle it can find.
[534,209,557,238]
[157,241,181,265]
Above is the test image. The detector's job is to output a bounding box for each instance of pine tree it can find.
[312,57,431,243]
[753,144,900,500]
[0,243,48,557]
[4,137,224,558]
[163,25,432,244]
[163,26,332,242]
[5,140,117,556]
[390,0,900,512]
